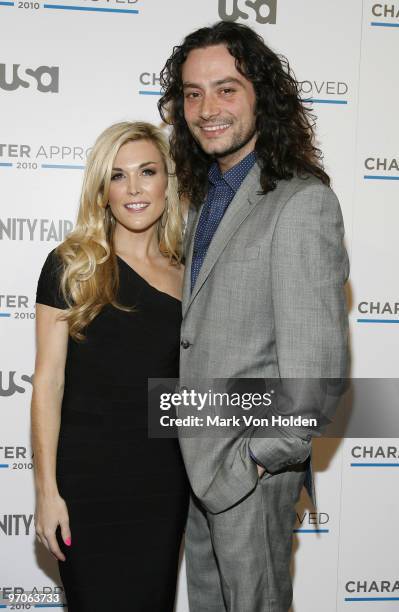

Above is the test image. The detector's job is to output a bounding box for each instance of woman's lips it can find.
[124,202,150,212]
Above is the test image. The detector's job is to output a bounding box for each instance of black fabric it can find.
[36,249,68,310]
[36,250,189,612]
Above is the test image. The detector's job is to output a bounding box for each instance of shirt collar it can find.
[208,150,257,192]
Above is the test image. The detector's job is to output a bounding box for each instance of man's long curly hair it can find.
[158,21,330,208]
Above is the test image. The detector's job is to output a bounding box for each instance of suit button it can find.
[181,339,191,349]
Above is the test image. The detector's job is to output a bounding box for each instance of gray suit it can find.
[179,163,349,611]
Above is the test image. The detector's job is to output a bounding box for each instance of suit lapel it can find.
[183,162,263,317]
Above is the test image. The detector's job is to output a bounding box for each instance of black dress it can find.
[36,250,189,612]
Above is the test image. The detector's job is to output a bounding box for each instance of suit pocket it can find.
[258,469,273,483]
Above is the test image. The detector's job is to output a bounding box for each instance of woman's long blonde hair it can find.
[56,121,183,340]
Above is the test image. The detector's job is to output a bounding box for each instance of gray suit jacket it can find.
[179,163,349,514]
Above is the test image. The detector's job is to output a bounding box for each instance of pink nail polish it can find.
[65,537,72,546]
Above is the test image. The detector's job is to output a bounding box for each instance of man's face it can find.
[182,44,257,169]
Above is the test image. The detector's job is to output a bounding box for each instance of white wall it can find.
[1,0,398,610]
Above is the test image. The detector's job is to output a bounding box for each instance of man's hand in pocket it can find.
[257,464,266,478]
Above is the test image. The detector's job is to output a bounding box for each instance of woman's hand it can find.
[35,493,71,562]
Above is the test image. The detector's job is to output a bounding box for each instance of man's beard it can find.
[190,122,257,159]
[212,126,257,160]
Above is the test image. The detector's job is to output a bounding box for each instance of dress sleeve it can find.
[36,249,69,310]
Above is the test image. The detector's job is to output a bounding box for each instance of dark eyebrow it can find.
[183,77,243,89]
[214,77,243,87]
[112,161,159,171]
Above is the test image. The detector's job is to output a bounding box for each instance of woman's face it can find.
[108,139,168,234]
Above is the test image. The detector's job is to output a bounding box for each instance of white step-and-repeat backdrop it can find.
[1,0,398,610]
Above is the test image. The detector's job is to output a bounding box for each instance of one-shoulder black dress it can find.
[36,250,189,612]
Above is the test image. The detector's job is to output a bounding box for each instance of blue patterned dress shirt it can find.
[190,150,257,292]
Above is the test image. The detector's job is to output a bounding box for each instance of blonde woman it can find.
[32,122,189,611]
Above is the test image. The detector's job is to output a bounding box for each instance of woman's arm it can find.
[31,303,71,561]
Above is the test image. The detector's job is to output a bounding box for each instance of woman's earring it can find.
[105,204,115,224]
[160,198,169,229]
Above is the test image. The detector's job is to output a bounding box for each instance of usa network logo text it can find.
[218,0,277,24]
[0,371,33,397]
[0,64,59,93]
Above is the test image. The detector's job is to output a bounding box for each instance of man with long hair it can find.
[159,22,349,611]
